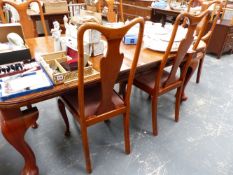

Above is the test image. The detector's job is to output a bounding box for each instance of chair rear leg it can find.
[181,59,199,101]
[80,125,92,173]
[175,87,182,122]
[196,57,204,84]
[151,96,158,136]
[57,98,70,136]
[123,111,130,154]
[119,82,127,98]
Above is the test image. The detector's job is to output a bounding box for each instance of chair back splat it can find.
[2,0,48,38]
[77,17,144,118]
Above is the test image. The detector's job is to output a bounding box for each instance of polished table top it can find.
[0,36,174,108]
[0,36,205,108]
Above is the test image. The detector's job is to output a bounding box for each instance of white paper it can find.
[1,70,51,96]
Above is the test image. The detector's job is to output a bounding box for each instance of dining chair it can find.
[0,0,6,23]
[133,10,211,136]
[117,0,124,22]
[195,1,223,84]
[2,0,48,38]
[57,17,144,173]
[97,0,124,22]
[181,1,223,100]
[1,0,48,128]
[68,2,86,17]
[186,0,203,12]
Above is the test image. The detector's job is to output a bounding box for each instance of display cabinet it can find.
[207,19,233,58]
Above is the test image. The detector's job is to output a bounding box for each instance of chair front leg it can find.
[80,124,92,173]
[175,87,182,122]
[151,96,158,136]
[196,55,205,84]
[123,110,130,154]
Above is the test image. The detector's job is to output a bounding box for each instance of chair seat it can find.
[61,84,125,117]
[134,70,178,94]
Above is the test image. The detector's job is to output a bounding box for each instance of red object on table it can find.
[67,47,78,59]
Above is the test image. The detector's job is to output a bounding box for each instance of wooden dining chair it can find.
[1,0,48,128]
[195,1,223,83]
[133,10,211,136]
[57,17,144,173]
[97,0,124,22]
[181,1,223,100]
[2,0,48,38]
[68,2,86,17]
[117,0,124,22]
[0,0,6,23]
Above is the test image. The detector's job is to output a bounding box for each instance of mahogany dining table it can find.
[0,36,205,175]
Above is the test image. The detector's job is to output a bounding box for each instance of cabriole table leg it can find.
[0,107,39,175]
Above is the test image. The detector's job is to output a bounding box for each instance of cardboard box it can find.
[0,23,31,65]
[43,1,68,14]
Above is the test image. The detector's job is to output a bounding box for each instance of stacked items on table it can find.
[0,23,53,101]
[151,0,167,9]
[0,61,53,101]
[41,0,68,13]
[64,10,104,57]
[37,51,99,85]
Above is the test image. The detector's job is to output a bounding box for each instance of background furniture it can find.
[0,0,6,23]
[206,19,233,58]
[2,0,48,38]
[151,7,180,26]
[97,0,124,22]
[151,0,203,26]
[28,10,69,34]
[120,0,152,20]
[222,0,233,20]
[68,2,86,17]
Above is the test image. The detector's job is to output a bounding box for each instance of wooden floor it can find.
[0,53,233,175]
